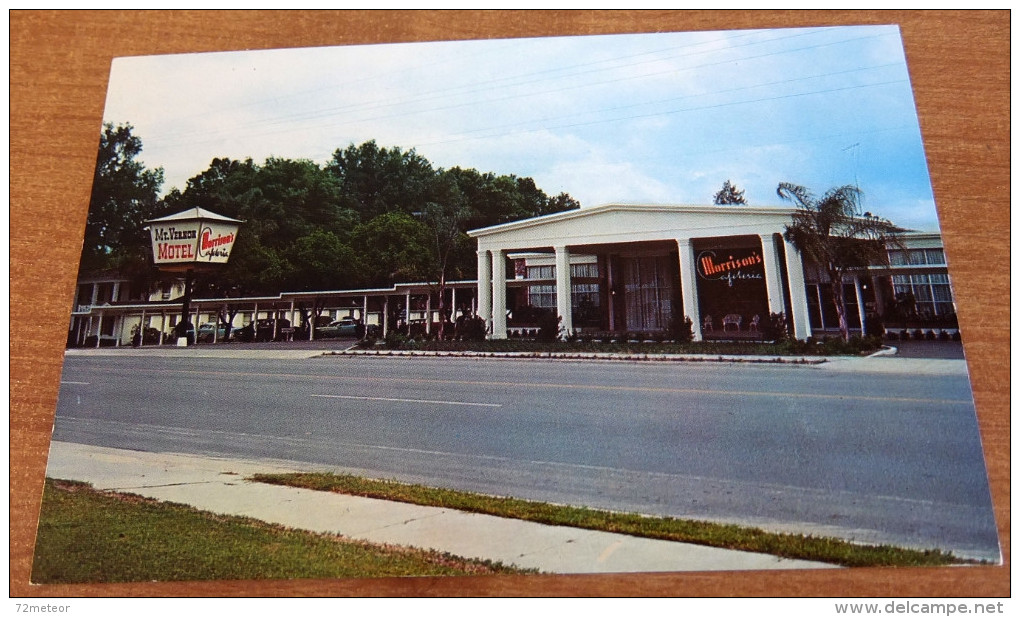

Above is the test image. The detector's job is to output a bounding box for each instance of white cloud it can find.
[100,26,941,230]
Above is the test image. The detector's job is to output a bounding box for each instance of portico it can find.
[468,204,814,341]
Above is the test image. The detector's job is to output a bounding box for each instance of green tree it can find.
[713,180,747,205]
[420,173,474,339]
[350,212,433,288]
[286,228,364,293]
[326,141,436,221]
[150,142,578,302]
[777,183,899,341]
[82,123,164,278]
[165,156,359,298]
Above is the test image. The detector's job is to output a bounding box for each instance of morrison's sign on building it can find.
[146,207,242,269]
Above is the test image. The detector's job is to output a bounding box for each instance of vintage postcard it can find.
[33,25,1000,586]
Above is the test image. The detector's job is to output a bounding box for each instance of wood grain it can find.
[10,10,1009,597]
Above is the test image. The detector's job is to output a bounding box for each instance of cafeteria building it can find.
[469,203,955,342]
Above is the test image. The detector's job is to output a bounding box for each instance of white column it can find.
[95,313,102,348]
[405,290,411,325]
[676,238,703,341]
[759,233,785,316]
[309,303,315,340]
[116,315,125,347]
[112,282,121,303]
[476,250,492,334]
[554,246,572,337]
[783,240,813,340]
[160,312,167,345]
[491,249,507,339]
[383,296,389,337]
[139,309,147,347]
[606,255,616,331]
[853,275,866,333]
[451,287,458,321]
[425,292,432,335]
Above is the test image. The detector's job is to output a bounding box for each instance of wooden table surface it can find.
[10,10,1010,598]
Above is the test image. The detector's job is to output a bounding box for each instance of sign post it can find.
[145,207,243,346]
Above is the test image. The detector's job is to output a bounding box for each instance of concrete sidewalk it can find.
[42,441,834,574]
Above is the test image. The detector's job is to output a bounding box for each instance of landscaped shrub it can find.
[764,312,788,342]
[536,312,561,341]
[384,331,408,349]
[354,336,377,349]
[669,315,694,343]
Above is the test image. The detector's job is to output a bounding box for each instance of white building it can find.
[468,203,957,341]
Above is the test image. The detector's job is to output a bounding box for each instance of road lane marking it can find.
[310,394,501,408]
[76,365,973,406]
[54,416,978,513]
[60,381,91,385]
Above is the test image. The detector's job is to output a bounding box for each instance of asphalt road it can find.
[51,354,999,560]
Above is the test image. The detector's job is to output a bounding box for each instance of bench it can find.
[722,314,742,331]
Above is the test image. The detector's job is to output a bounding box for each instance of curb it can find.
[868,345,899,358]
[328,349,829,365]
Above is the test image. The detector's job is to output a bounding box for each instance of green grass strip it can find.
[31,479,529,584]
[251,472,973,568]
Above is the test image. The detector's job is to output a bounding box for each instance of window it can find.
[888,248,945,266]
[526,265,554,280]
[527,284,556,309]
[925,248,946,265]
[571,263,599,278]
[892,273,954,316]
[525,262,601,322]
[889,250,907,266]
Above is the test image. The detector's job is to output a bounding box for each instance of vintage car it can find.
[317,318,380,338]
[196,322,228,343]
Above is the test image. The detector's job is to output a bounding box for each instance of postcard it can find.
[32,25,1000,587]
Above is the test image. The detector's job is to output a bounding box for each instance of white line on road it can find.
[310,394,502,408]
[60,381,91,385]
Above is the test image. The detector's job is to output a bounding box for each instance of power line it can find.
[143,28,896,151]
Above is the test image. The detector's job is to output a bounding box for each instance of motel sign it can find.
[147,207,242,269]
[144,207,243,345]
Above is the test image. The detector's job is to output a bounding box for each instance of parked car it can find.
[233,318,290,343]
[318,318,361,338]
[196,323,229,343]
[318,318,380,339]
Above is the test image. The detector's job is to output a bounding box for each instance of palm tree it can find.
[777,183,901,341]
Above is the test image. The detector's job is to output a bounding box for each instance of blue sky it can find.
[102,25,943,231]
